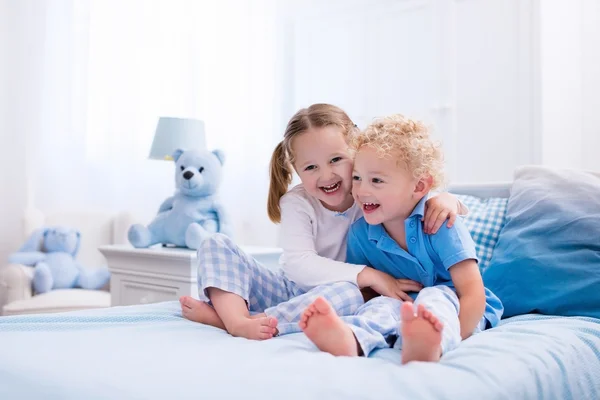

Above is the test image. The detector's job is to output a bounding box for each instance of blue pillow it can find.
[482,166,600,319]
[453,194,508,272]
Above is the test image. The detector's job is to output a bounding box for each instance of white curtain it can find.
[27,0,283,246]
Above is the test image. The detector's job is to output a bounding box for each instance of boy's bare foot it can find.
[180,296,227,330]
[228,316,278,340]
[400,303,443,364]
[300,297,360,357]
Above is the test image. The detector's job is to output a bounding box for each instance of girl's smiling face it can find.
[292,126,355,212]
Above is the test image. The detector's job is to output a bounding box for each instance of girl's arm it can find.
[449,259,487,340]
[278,195,365,290]
[423,192,468,234]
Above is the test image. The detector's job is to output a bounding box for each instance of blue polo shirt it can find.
[347,195,503,327]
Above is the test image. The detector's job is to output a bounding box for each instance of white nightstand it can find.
[98,244,282,307]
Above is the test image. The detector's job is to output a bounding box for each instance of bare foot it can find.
[228,316,278,340]
[400,303,443,364]
[300,297,360,357]
[180,296,227,330]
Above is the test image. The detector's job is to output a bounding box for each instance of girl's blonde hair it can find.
[351,114,445,190]
[268,104,356,223]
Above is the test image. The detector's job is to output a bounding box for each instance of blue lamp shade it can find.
[149,117,207,160]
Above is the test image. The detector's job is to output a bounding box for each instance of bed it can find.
[0,301,598,399]
[1,168,600,399]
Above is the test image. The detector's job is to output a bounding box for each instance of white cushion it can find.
[2,289,110,316]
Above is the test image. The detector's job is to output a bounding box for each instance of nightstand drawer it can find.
[119,280,179,306]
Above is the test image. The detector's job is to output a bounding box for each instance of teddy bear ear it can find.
[172,149,184,163]
[212,149,225,166]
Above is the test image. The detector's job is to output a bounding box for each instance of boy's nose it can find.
[355,185,370,198]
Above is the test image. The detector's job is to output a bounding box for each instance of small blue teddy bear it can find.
[8,227,111,294]
[128,148,232,250]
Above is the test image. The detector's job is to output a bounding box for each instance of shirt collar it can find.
[408,194,428,219]
[367,194,429,243]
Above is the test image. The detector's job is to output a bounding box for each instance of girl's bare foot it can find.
[400,303,443,364]
[179,296,226,330]
[300,297,360,357]
[228,316,278,340]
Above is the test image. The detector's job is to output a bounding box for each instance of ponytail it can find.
[267,141,293,223]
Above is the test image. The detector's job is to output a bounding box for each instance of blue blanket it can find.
[1,301,599,399]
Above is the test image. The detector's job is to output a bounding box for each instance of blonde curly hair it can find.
[351,114,445,190]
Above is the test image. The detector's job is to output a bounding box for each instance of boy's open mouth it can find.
[320,182,341,194]
[362,202,380,213]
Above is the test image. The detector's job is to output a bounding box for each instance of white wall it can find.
[582,0,600,172]
[538,0,600,172]
[283,0,600,183]
[284,0,537,184]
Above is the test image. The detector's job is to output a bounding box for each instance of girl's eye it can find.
[331,157,342,163]
[305,165,316,171]
[372,178,383,184]
[180,166,185,171]
[352,175,361,181]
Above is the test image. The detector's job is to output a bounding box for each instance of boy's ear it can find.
[414,175,433,196]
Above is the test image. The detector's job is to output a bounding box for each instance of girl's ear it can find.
[414,175,433,196]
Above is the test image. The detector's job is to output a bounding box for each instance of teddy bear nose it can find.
[183,171,194,180]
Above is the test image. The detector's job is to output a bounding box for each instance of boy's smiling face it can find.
[352,145,424,226]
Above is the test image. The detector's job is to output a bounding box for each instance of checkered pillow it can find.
[454,194,508,272]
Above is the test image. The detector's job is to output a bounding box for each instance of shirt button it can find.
[409,221,415,228]
[410,237,417,244]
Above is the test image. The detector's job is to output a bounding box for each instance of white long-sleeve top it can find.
[278,184,365,291]
[277,184,468,291]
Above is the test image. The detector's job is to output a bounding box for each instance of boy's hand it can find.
[423,192,461,234]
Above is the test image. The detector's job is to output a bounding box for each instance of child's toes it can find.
[422,308,432,320]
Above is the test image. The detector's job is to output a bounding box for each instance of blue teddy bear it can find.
[128,148,232,250]
[8,227,111,294]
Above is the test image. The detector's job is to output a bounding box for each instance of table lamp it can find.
[149,117,206,160]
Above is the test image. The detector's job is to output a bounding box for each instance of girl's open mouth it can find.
[320,182,341,194]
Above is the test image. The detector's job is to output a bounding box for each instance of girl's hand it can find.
[423,192,462,234]
[367,269,423,301]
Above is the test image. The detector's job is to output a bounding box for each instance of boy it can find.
[298,114,503,364]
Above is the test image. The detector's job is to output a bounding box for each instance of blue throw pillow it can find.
[453,194,508,272]
[482,166,600,319]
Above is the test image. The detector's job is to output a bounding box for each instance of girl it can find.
[180,104,466,340]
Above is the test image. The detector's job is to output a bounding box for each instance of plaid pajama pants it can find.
[197,233,364,335]
[342,285,487,356]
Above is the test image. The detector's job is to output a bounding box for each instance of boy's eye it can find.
[330,157,342,163]
[352,175,361,181]
[372,178,383,184]
[305,165,316,171]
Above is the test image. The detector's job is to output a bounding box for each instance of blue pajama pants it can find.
[197,233,365,335]
[342,285,487,356]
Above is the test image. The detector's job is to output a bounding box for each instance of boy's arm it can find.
[449,259,486,339]
[430,219,485,339]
